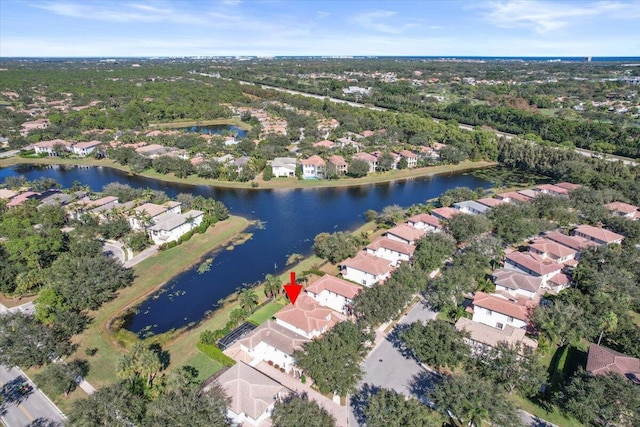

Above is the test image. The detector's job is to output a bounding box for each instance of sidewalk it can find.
[123,244,159,268]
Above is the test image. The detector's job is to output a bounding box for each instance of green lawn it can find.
[247,301,286,325]
[188,352,225,382]
[511,395,585,427]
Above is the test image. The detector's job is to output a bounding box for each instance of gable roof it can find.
[545,231,597,251]
[385,224,426,243]
[604,201,639,215]
[216,362,287,420]
[574,225,624,244]
[454,200,490,214]
[341,252,393,276]
[535,184,570,196]
[491,269,542,293]
[431,206,461,220]
[237,319,309,354]
[586,344,640,382]
[497,191,533,203]
[476,197,505,208]
[407,213,442,228]
[505,251,563,276]
[471,291,534,322]
[554,182,581,191]
[367,237,416,257]
[274,294,344,335]
[73,140,103,149]
[306,275,361,300]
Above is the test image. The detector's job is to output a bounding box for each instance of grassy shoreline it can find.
[147,117,251,131]
[0,156,497,190]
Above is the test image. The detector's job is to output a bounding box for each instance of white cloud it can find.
[353,10,405,34]
[317,10,330,19]
[479,0,640,34]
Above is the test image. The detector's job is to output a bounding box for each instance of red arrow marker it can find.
[283,271,302,305]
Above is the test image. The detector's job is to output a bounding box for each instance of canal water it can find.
[0,164,491,335]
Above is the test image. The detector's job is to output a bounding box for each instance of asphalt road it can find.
[0,365,65,427]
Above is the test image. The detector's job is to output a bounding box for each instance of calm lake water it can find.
[181,124,247,138]
[0,164,491,335]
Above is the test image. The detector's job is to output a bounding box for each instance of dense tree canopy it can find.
[271,393,336,427]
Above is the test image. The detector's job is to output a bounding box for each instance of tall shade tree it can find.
[294,322,373,396]
[557,369,640,427]
[271,393,336,427]
[144,367,232,427]
[34,359,89,396]
[361,387,440,427]
[67,383,147,427]
[400,319,470,371]
[0,312,73,368]
[429,374,523,427]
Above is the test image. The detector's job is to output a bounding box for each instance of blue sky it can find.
[1,0,639,57]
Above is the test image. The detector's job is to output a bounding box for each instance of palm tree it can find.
[238,288,259,313]
[263,274,281,298]
[229,308,246,325]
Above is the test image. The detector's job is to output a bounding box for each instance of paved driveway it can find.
[1,365,65,426]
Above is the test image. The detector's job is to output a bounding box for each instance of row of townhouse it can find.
[33,139,104,157]
[220,273,363,425]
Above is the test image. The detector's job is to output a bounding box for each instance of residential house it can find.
[148,210,203,245]
[547,272,572,293]
[517,189,539,200]
[270,157,297,178]
[34,139,73,156]
[604,201,640,220]
[528,237,578,265]
[69,196,118,219]
[129,201,182,230]
[573,225,624,246]
[496,191,533,203]
[301,155,326,179]
[534,184,570,197]
[340,252,394,287]
[313,140,335,149]
[135,144,166,158]
[6,191,40,207]
[504,251,563,284]
[455,317,538,355]
[365,237,416,265]
[406,213,442,232]
[385,224,426,246]
[236,320,309,374]
[469,291,534,330]
[453,200,490,215]
[352,152,377,173]
[544,231,598,254]
[399,150,418,168]
[419,146,439,160]
[476,197,505,208]
[305,275,361,315]
[273,294,345,340]
[554,182,581,192]
[212,362,288,427]
[586,344,640,383]
[491,269,543,300]
[72,140,102,156]
[327,155,348,175]
[430,207,461,221]
[0,189,18,200]
[20,118,50,136]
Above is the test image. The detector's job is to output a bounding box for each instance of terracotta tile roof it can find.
[586,344,640,381]
[529,237,577,259]
[274,295,344,335]
[341,252,393,276]
[353,152,377,163]
[535,184,570,196]
[135,144,165,154]
[472,291,534,322]
[0,189,18,200]
[313,140,335,148]
[367,237,416,256]
[554,182,581,191]
[431,207,461,220]
[79,196,118,209]
[505,251,563,277]
[574,225,624,244]
[6,191,39,207]
[237,319,309,355]
[385,224,426,243]
[476,197,505,207]
[549,272,571,287]
[301,155,325,167]
[35,139,72,149]
[456,317,538,351]
[407,213,442,228]
[545,231,597,251]
[215,362,288,420]
[492,269,542,293]
[134,203,168,218]
[518,189,539,199]
[399,149,417,158]
[328,155,347,166]
[73,140,102,149]
[306,275,361,299]
[497,191,533,203]
[604,201,639,215]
